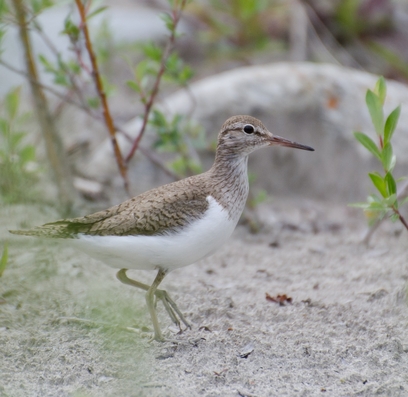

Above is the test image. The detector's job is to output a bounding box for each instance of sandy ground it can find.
[1,199,408,397]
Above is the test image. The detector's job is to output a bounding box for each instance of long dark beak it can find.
[269,135,314,151]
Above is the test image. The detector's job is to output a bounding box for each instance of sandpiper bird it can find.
[10,115,314,342]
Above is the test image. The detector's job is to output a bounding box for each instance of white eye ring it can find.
[243,124,255,134]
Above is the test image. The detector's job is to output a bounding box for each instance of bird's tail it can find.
[9,222,74,238]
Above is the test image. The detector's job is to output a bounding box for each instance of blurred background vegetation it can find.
[0,0,408,213]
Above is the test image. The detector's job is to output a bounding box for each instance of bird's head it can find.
[217,115,314,157]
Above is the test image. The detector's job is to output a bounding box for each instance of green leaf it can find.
[38,54,55,72]
[365,89,384,135]
[368,200,388,210]
[62,18,80,41]
[53,73,69,87]
[135,59,156,80]
[5,87,21,120]
[368,193,383,203]
[151,109,168,128]
[366,209,387,226]
[384,105,401,145]
[87,6,108,20]
[160,13,174,32]
[381,142,394,171]
[31,0,54,14]
[389,155,396,171]
[383,193,397,207]
[67,60,81,75]
[127,80,140,93]
[251,189,268,206]
[9,132,25,148]
[369,172,387,198]
[142,42,162,62]
[87,97,100,109]
[348,202,371,209]
[100,75,116,97]
[374,76,386,105]
[385,172,397,196]
[187,160,202,174]
[0,117,8,135]
[390,213,399,222]
[0,243,8,277]
[179,65,193,84]
[20,145,36,163]
[353,132,382,161]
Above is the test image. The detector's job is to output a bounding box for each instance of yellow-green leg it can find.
[116,269,190,341]
[145,269,167,342]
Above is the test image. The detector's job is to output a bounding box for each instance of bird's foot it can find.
[154,288,191,331]
[148,333,204,345]
[147,329,181,344]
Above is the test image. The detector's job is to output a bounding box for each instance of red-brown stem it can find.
[125,0,187,164]
[74,0,129,193]
[393,207,408,231]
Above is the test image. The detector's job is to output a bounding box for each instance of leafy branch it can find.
[38,0,193,183]
[125,0,189,164]
[1,0,195,198]
[0,57,179,182]
[351,76,408,233]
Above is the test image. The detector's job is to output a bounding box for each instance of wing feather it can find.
[10,175,210,238]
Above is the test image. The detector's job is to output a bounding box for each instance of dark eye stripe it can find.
[243,124,254,134]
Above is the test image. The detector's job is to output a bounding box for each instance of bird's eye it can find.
[243,124,254,134]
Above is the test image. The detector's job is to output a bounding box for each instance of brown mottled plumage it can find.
[10,115,314,342]
[12,176,211,237]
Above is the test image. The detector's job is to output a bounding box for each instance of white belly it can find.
[70,196,238,271]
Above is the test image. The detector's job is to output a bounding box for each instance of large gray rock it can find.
[86,63,408,202]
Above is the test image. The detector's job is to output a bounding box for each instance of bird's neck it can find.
[211,150,249,177]
[209,152,249,220]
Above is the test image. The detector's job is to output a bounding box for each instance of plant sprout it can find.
[351,76,408,232]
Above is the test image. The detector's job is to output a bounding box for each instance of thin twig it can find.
[125,0,188,164]
[395,208,408,230]
[74,0,129,193]
[304,2,364,69]
[0,59,97,116]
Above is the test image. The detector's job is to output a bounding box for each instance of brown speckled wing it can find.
[10,175,211,238]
